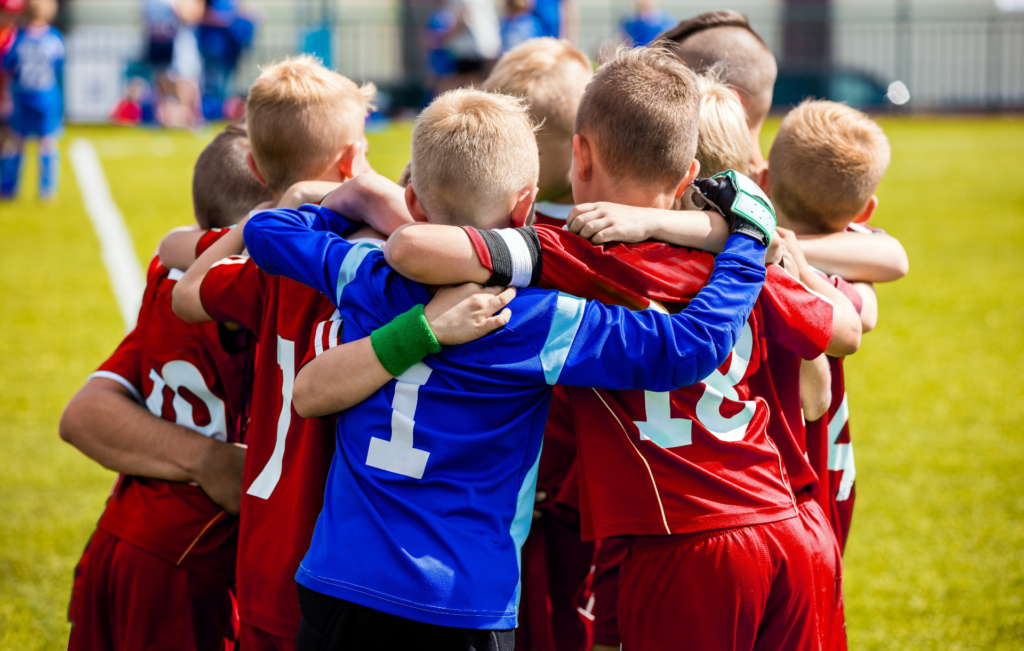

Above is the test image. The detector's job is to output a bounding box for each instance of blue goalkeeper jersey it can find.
[243,206,767,630]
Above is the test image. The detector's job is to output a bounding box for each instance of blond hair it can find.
[411,89,538,227]
[769,100,891,233]
[576,44,700,187]
[245,55,376,193]
[695,70,751,177]
[193,124,273,229]
[484,38,593,137]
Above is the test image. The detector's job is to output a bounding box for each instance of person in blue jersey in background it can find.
[500,0,542,53]
[620,0,675,47]
[242,83,776,650]
[1,0,62,201]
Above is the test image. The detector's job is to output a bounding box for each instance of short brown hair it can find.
[769,100,891,233]
[484,38,593,137]
[411,89,538,227]
[192,124,272,229]
[245,55,375,193]
[663,11,777,130]
[575,44,700,187]
[695,69,750,177]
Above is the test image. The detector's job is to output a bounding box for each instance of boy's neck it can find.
[539,185,575,206]
[776,210,841,236]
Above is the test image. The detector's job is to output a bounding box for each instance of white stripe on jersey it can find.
[89,371,142,403]
[329,319,341,349]
[168,267,186,281]
[828,392,856,501]
[210,255,248,269]
[495,229,534,288]
[314,310,343,358]
[314,321,327,357]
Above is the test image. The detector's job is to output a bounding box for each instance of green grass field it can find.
[0,117,1021,649]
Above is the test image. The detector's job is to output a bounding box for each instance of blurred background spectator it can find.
[619,0,675,47]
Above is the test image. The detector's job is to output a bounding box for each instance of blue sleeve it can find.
[243,205,364,305]
[545,234,767,391]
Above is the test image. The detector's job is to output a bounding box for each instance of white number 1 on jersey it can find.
[366,362,432,479]
[247,336,295,500]
[635,321,757,448]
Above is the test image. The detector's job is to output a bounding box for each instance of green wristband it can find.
[370,304,442,378]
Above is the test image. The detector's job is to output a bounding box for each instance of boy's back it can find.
[198,247,342,637]
[70,253,252,650]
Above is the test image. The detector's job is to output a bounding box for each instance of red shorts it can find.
[618,516,815,651]
[68,528,236,651]
[240,620,297,651]
[796,494,847,651]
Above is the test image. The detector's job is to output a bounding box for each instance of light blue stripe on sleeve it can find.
[540,293,586,385]
[335,241,383,304]
[510,443,542,619]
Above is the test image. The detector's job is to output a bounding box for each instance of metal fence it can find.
[62,2,1024,122]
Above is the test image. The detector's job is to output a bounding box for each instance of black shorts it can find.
[296,583,515,651]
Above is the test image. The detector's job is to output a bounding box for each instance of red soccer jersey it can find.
[465,225,834,539]
[818,272,863,550]
[92,255,254,582]
[199,255,339,638]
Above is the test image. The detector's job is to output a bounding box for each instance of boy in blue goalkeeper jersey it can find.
[243,88,775,651]
[1,0,63,200]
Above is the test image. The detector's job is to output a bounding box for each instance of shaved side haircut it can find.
[661,11,777,130]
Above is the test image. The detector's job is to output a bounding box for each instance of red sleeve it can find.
[830,275,863,314]
[299,308,343,371]
[195,228,234,258]
[537,225,714,311]
[90,328,144,403]
[461,226,493,273]
[759,265,833,360]
[199,256,267,337]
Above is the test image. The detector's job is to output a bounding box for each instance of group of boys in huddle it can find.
[60,9,909,651]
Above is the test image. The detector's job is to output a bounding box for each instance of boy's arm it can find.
[60,378,246,514]
[566,203,730,251]
[553,233,767,391]
[854,282,878,333]
[799,355,832,422]
[797,231,909,282]
[384,223,491,285]
[173,220,248,322]
[294,284,516,417]
[776,229,862,357]
[158,226,204,271]
[242,205,367,302]
[319,172,415,237]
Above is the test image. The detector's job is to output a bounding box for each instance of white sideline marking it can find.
[69,139,145,330]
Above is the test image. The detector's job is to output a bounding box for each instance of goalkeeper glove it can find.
[693,170,776,247]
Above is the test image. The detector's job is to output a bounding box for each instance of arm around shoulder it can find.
[384,223,491,285]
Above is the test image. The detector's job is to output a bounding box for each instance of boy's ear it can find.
[675,159,701,199]
[338,139,367,180]
[511,187,539,228]
[853,195,878,224]
[757,167,771,197]
[572,134,592,183]
[246,151,269,187]
[404,184,430,223]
